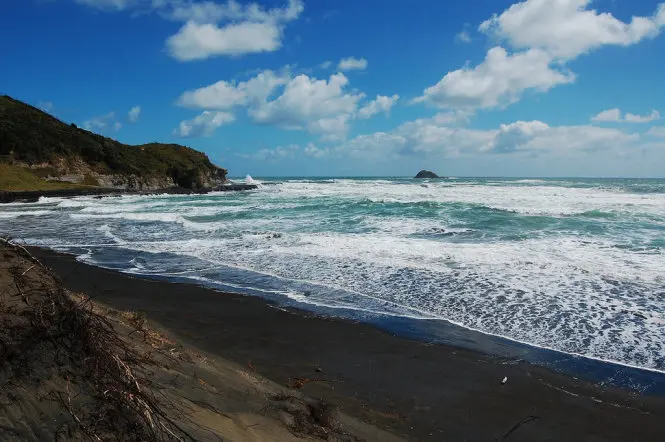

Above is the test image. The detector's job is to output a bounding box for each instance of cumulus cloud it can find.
[177,69,290,112]
[333,114,495,160]
[413,47,574,110]
[487,122,640,155]
[455,23,473,43]
[75,0,305,61]
[161,0,304,23]
[74,0,140,11]
[329,115,642,161]
[240,144,300,160]
[166,20,283,60]
[490,120,550,153]
[416,1,665,112]
[128,105,141,122]
[174,111,235,137]
[625,110,661,123]
[166,0,304,61]
[306,116,351,142]
[479,0,665,59]
[82,112,122,132]
[250,73,360,124]
[455,30,472,43]
[647,126,665,137]
[591,108,622,122]
[358,95,399,119]
[241,113,649,165]
[250,73,363,139]
[178,69,398,141]
[303,142,329,158]
[592,108,660,123]
[337,57,368,71]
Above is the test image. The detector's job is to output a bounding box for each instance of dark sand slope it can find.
[31,247,665,441]
[0,240,402,441]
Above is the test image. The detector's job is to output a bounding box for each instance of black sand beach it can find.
[29,246,665,441]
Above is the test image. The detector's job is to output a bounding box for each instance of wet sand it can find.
[32,246,665,441]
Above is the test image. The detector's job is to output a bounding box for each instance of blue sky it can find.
[2,0,665,177]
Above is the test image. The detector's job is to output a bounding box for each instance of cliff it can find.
[0,95,227,191]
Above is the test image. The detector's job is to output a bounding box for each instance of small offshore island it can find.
[0,96,256,203]
[414,169,439,179]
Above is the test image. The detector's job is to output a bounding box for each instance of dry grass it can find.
[0,164,87,191]
[0,238,194,441]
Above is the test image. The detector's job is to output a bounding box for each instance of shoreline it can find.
[0,183,258,204]
[141,265,665,395]
[30,246,665,441]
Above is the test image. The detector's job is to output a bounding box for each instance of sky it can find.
[2,0,665,177]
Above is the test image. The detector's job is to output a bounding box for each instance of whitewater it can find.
[1,177,664,374]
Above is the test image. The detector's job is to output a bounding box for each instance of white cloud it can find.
[591,108,621,122]
[428,110,473,125]
[82,112,121,132]
[178,69,400,141]
[128,105,141,122]
[592,108,660,123]
[480,0,665,59]
[304,142,329,158]
[625,110,660,123]
[490,120,550,153]
[75,0,140,11]
[319,60,333,69]
[337,57,368,71]
[455,30,472,43]
[414,47,574,110]
[647,126,665,137]
[177,70,288,110]
[328,114,643,161]
[166,21,282,61]
[77,0,305,61]
[161,1,232,23]
[165,0,304,61]
[241,144,300,160]
[178,79,253,110]
[358,95,399,119]
[174,111,235,137]
[306,116,351,142]
[416,1,665,113]
[250,73,364,139]
[162,0,304,23]
[487,122,639,155]
[334,114,495,160]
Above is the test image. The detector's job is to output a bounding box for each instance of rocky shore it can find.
[0,183,258,204]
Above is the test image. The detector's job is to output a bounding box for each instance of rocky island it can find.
[414,169,439,178]
[0,95,255,202]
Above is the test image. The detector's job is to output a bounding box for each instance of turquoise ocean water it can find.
[1,177,665,389]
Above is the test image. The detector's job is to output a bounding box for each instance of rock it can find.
[414,170,439,179]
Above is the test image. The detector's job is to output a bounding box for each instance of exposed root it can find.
[0,238,195,441]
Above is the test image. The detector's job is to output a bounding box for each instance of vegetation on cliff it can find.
[0,95,226,191]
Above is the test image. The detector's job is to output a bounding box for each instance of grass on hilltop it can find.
[0,164,89,192]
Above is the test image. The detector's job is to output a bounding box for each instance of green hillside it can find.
[0,95,226,191]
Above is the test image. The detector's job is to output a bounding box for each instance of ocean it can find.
[2,177,665,390]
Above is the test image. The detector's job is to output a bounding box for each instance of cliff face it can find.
[0,95,227,191]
